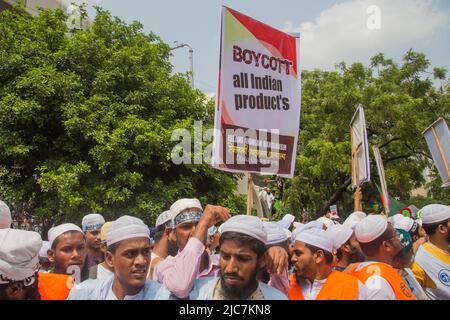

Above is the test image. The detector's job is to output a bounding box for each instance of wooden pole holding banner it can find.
[351,126,363,212]
[246,173,253,215]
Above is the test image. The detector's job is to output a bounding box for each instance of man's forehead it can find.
[293,240,308,251]
[220,240,256,255]
[56,231,85,246]
[116,237,150,250]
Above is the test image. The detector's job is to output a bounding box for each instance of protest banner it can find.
[350,105,371,189]
[423,117,450,187]
[212,6,301,178]
[373,145,390,215]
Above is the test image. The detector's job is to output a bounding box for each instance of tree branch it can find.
[379,137,401,149]
[316,176,352,217]
[384,154,413,164]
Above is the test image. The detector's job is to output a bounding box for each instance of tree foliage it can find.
[282,51,449,219]
[0,6,245,233]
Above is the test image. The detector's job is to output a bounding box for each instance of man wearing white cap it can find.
[343,211,366,231]
[188,215,286,300]
[259,222,290,295]
[326,224,365,272]
[154,199,231,298]
[0,200,12,229]
[38,241,51,272]
[147,210,174,280]
[38,223,86,300]
[206,226,220,255]
[411,204,450,300]
[0,228,42,300]
[316,216,336,230]
[68,215,169,300]
[348,215,416,300]
[392,215,427,253]
[88,222,114,280]
[82,213,106,269]
[277,214,295,230]
[289,228,366,300]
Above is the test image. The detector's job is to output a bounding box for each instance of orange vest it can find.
[38,272,74,300]
[349,262,416,300]
[288,271,359,300]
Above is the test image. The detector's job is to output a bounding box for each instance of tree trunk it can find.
[316,176,352,217]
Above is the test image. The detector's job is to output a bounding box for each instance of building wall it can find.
[1,0,70,15]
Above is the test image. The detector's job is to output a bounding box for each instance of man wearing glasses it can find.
[346,215,416,300]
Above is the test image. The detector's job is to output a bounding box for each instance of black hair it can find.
[219,231,266,258]
[153,224,166,243]
[422,219,449,236]
[107,241,120,254]
[359,227,393,257]
[304,243,334,265]
[336,238,352,261]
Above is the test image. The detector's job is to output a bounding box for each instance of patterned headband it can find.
[173,210,202,227]
[83,223,104,232]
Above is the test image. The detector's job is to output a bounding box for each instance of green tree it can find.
[0,5,244,236]
[282,51,449,220]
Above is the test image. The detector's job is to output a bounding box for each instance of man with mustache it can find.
[38,223,87,300]
[346,215,416,300]
[411,204,450,300]
[187,215,287,299]
[68,215,169,300]
[82,213,105,269]
[153,198,231,298]
[289,228,366,300]
[326,224,365,272]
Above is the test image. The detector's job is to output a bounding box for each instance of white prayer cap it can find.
[343,211,367,231]
[156,210,172,228]
[220,215,267,244]
[326,224,354,250]
[48,223,83,248]
[0,228,42,284]
[355,215,388,243]
[291,220,324,242]
[284,228,292,240]
[81,213,105,231]
[106,215,150,247]
[0,200,12,229]
[316,217,336,230]
[39,241,50,259]
[388,214,404,225]
[421,204,450,225]
[277,214,295,229]
[293,222,304,229]
[170,198,203,227]
[263,222,288,245]
[393,215,415,232]
[294,228,333,254]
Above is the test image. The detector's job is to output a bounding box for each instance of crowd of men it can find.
[0,197,449,300]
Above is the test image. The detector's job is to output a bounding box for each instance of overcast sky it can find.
[73,0,450,94]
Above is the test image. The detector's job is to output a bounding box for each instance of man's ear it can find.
[105,251,114,269]
[168,229,177,242]
[47,249,56,264]
[438,224,448,236]
[314,251,325,264]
